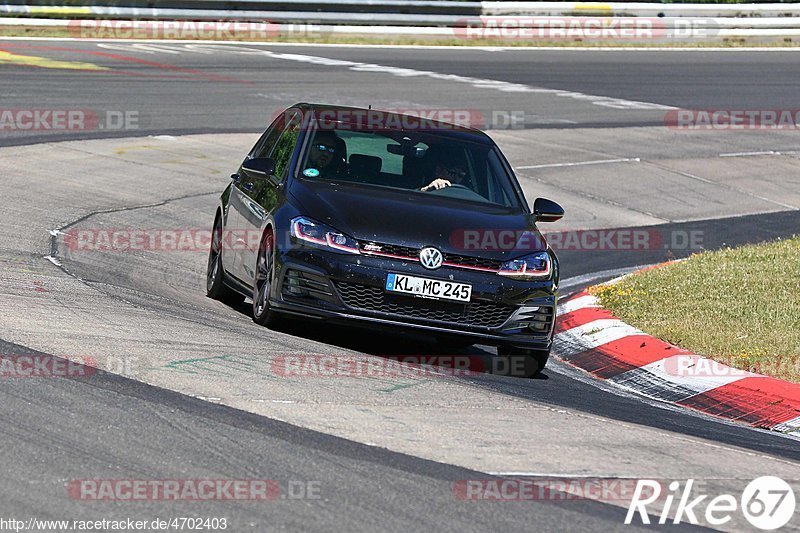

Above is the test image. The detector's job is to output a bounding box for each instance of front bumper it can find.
[270,247,557,349]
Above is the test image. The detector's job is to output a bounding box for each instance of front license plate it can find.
[385,273,472,303]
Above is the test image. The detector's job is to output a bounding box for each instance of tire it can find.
[206,214,245,306]
[252,228,282,328]
[496,345,549,378]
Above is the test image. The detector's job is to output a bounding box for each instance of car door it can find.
[227,113,287,282]
[235,110,302,284]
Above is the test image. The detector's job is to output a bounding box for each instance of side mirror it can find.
[533,198,564,223]
[241,157,276,181]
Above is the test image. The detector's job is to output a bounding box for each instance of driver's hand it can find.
[421,178,452,192]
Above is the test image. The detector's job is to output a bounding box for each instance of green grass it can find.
[591,236,800,382]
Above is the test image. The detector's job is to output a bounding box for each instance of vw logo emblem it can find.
[419,246,443,270]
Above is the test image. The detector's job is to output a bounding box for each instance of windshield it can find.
[298,124,522,208]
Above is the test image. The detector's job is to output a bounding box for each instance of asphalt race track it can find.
[1,39,799,531]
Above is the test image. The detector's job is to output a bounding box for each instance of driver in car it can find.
[420,162,467,192]
[306,130,344,177]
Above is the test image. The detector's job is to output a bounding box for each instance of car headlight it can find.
[290,216,360,254]
[498,251,551,279]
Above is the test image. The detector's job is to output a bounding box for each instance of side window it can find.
[250,111,291,159]
[484,151,515,207]
[269,113,301,179]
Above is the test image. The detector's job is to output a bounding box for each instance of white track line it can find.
[5,36,677,110]
[517,157,640,170]
[719,150,780,157]
[247,49,675,110]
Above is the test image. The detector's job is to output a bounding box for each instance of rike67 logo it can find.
[626,476,796,530]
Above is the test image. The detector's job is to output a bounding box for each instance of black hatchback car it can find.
[207,104,564,376]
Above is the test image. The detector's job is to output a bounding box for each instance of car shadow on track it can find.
[226,299,549,380]
[218,298,800,462]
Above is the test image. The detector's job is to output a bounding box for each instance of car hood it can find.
[289,180,546,260]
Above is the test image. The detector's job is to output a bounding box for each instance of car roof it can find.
[288,103,495,146]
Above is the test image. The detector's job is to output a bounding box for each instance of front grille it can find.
[282,269,335,301]
[358,240,501,272]
[335,281,514,328]
[359,241,417,259]
[502,305,554,336]
[443,253,502,271]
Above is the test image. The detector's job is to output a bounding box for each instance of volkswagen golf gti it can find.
[206,104,564,376]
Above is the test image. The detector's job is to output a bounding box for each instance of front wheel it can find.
[252,228,281,328]
[496,345,549,378]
